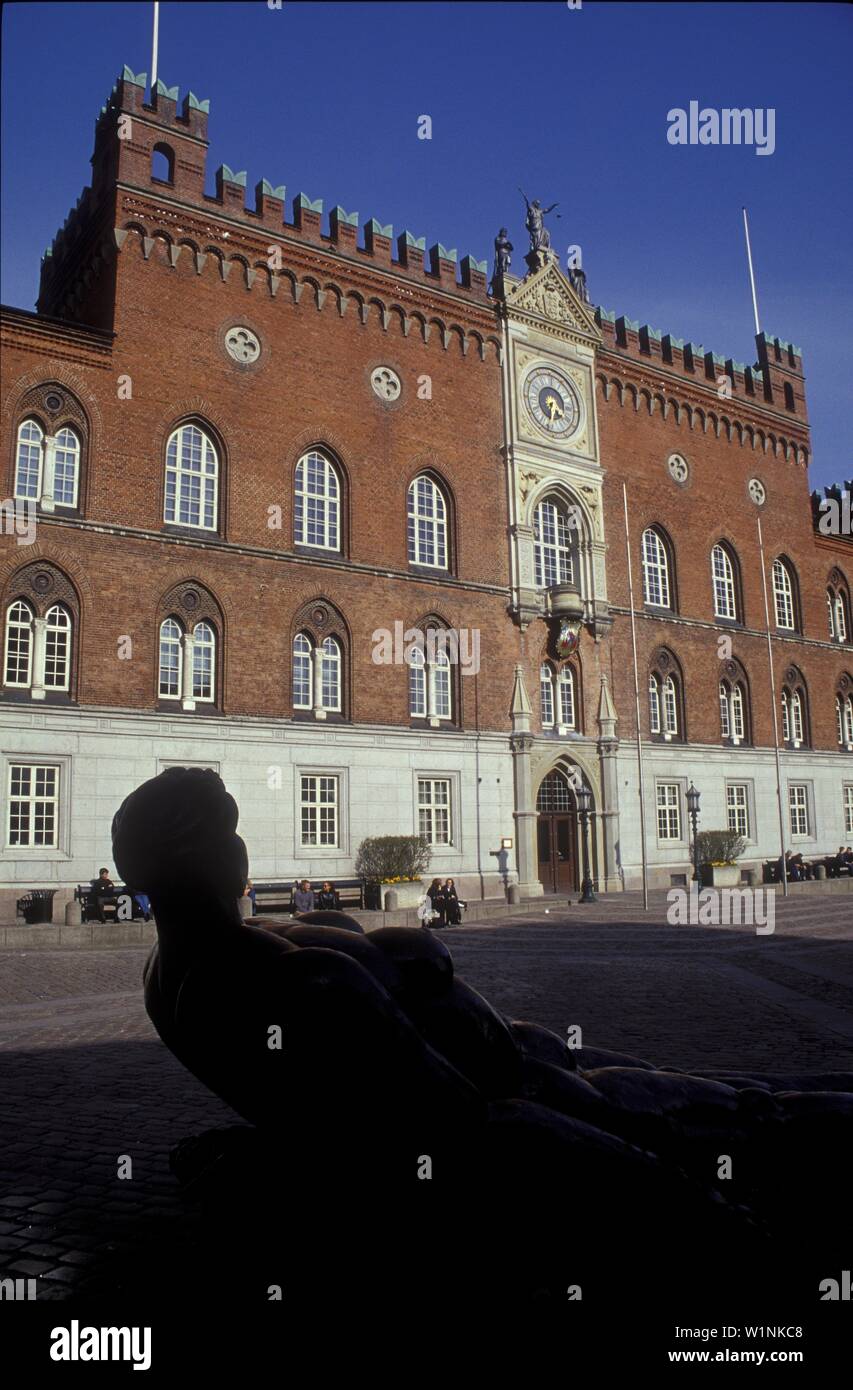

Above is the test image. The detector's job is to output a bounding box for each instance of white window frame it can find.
[299,772,342,850]
[649,673,661,734]
[417,776,453,846]
[407,475,447,570]
[192,621,215,703]
[4,600,34,688]
[164,423,219,531]
[2,753,72,858]
[725,782,750,839]
[534,498,574,589]
[294,450,340,552]
[43,605,71,692]
[321,636,342,712]
[53,427,81,509]
[844,784,853,838]
[662,673,679,737]
[712,544,737,620]
[557,666,576,731]
[788,784,810,840]
[642,528,670,608]
[655,782,682,842]
[540,664,554,728]
[158,618,183,699]
[14,419,44,501]
[292,633,313,710]
[772,559,795,630]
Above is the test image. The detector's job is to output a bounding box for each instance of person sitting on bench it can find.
[293,879,316,914]
[90,867,117,922]
[316,881,340,910]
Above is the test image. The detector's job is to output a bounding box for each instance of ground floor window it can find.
[726,783,749,839]
[845,785,853,837]
[418,778,452,845]
[300,774,339,847]
[7,762,59,847]
[656,782,681,840]
[788,784,809,838]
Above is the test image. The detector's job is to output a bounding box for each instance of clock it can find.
[523,367,580,438]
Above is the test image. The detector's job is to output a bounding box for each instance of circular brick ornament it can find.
[371,366,401,402]
[748,477,766,506]
[666,452,689,484]
[224,326,261,364]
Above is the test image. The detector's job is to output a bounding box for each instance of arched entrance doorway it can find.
[536,768,578,893]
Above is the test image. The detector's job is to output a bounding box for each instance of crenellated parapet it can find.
[595,306,807,424]
[38,65,491,326]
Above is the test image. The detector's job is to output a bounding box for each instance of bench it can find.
[74,883,149,923]
[250,878,366,915]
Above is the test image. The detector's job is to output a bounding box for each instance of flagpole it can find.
[622,482,649,910]
[757,516,788,898]
[151,2,160,90]
[742,207,761,337]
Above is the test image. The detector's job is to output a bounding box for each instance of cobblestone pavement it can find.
[1,893,851,1304]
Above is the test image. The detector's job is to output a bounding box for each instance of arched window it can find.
[408,629,454,723]
[837,679,853,748]
[772,558,797,631]
[781,668,808,747]
[558,667,576,730]
[433,648,451,719]
[407,475,447,569]
[534,497,574,588]
[292,633,313,709]
[409,645,426,718]
[14,419,80,509]
[44,605,71,691]
[321,636,341,712]
[649,651,683,740]
[165,423,219,531]
[294,450,340,551]
[827,583,849,642]
[540,664,555,728]
[151,143,175,183]
[192,622,215,702]
[158,619,183,698]
[720,678,747,743]
[641,528,672,608]
[536,769,573,813]
[15,420,44,500]
[3,600,34,687]
[711,543,739,620]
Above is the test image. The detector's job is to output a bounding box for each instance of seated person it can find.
[293,879,316,915]
[132,890,152,921]
[427,878,446,927]
[790,853,810,881]
[443,878,466,926]
[242,879,257,914]
[844,847,853,871]
[316,881,340,910]
[90,867,117,922]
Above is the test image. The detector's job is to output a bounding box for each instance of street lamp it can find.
[687,783,701,883]
[576,783,597,904]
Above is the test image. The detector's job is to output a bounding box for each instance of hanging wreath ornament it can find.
[556,619,580,658]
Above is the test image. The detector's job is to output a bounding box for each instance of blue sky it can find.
[2,1,850,491]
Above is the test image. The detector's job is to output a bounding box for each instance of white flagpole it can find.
[757,516,788,898]
[622,482,649,910]
[742,207,761,337]
[151,2,160,90]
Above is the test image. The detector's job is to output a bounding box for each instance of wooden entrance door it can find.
[537,813,576,893]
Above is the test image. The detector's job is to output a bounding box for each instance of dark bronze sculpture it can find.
[520,188,558,254]
[111,767,853,1309]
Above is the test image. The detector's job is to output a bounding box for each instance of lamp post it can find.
[687,783,701,883]
[576,783,597,903]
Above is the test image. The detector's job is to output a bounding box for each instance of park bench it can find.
[74,883,148,923]
[250,877,366,914]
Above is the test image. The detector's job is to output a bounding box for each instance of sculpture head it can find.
[112,766,248,923]
[499,227,508,238]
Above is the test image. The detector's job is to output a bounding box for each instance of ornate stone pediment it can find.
[505,262,601,345]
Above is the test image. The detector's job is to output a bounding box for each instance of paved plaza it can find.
[1,892,852,1307]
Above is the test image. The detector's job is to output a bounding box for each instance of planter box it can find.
[381,880,424,909]
[700,864,741,888]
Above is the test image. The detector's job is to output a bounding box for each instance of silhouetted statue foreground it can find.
[112,768,853,1310]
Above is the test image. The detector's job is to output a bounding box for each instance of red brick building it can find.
[1,66,850,913]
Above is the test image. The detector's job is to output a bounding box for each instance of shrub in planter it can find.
[355,835,432,887]
[694,830,746,868]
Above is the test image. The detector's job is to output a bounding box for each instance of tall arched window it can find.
[14,420,43,500]
[164,423,219,531]
[294,450,340,551]
[827,581,850,643]
[836,679,853,748]
[158,619,183,698]
[292,633,313,709]
[3,600,34,687]
[781,668,808,747]
[409,645,427,718]
[641,528,672,608]
[408,629,454,723]
[772,558,797,631]
[649,651,683,740]
[192,622,215,702]
[407,475,447,569]
[711,543,738,620]
[44,606,71,691]
[540,663,555,728]
[558,667,576,730]
[534,497,574,588]
[321,636,341,712]
[14,419,80,509]
[720,678,747,743]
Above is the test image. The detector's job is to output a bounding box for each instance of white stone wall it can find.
[0,706,518,915]
[615,742,853,889]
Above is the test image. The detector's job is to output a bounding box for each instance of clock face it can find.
[524,368,579,438]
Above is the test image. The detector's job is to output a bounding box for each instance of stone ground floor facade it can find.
[3,698,852,913]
